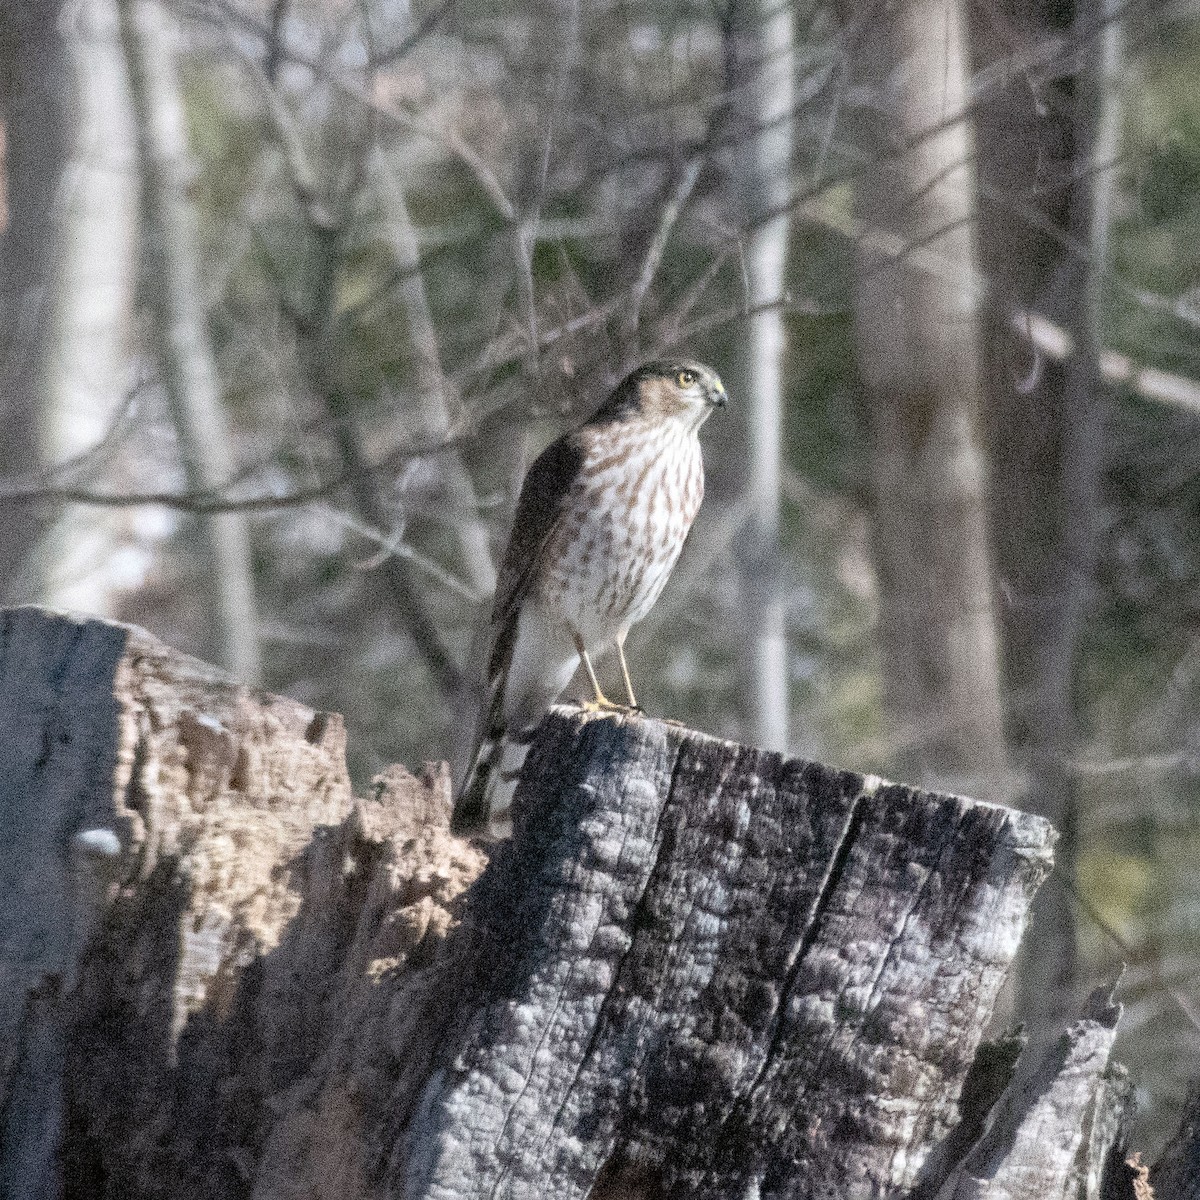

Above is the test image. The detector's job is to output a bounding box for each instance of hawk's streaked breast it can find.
[535,414,704,648]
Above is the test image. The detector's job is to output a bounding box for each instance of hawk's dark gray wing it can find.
[487,431,585,675]
[453,431,586,839]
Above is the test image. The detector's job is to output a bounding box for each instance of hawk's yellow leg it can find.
[572,632,625,712]
[615,630,641,710]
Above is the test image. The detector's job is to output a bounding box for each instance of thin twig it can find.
[370,144,497,597]
[34,381,144,486]
[288,20,463,697]
[320,503,485,604]
[186,0,1198,366]
[325,392,466,695]
[625,156,704,341]
[185,0,518,222]
[226,31,336,229]
[0,479,343,512]
[658,249,733,345]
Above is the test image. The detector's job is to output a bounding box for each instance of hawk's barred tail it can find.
[451,730,530,842]
[452,677,528,841]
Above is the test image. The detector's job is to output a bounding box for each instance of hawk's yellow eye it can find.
[677,369,697,388]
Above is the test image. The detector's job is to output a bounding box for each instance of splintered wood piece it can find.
[933,985,1133,1200]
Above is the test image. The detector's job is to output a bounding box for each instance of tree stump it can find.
[398,713,1052,1199]
[0,608,1193,1199]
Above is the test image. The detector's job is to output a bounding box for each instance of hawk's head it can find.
[599,359,728,429]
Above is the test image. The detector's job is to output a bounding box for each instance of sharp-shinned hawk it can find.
[452,359,727,840]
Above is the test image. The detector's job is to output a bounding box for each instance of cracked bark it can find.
[0,607,1169,1200]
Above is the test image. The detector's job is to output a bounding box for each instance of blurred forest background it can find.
[2,0,1199,1154]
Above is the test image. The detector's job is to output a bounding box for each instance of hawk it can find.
[452,359,727,840]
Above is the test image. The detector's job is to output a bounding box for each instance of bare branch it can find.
[325,399,467,697]
[212,2,470,696]
[304,239,464,698]
[1066,750,1194,776]
[0,469,350,514]
[371,146,496,599]
[0,437,497,525]
[656,248,733,345]
[318,503,486,605]
[1014,310,1200,413]
[775,183,1200,413]
[625,156,704,341]
[366,0,456,70]
[181,0,518,222]
[262,0,288,82]
[226,31,336,230]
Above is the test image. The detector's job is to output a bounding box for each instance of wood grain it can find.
[398,708,1055,1199]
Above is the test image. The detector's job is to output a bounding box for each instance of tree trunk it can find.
[729,0,793,754]
[37,0,138,615]
[0,1,70,603]
[0,607,350,1197]
[968,0,1119,1047]
[849,0,1011,803]
[116,0,262,683]
[2,606,1174,1200]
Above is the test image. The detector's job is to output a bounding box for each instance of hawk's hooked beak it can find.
[708,382,728,409]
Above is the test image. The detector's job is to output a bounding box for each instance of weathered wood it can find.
[0,606,1164,1200]
[1,610,127,1199]
[65,758,484,1199]
[0,607,354,1197]
[930,985,1133,1200]
[388,710,1054,1199]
